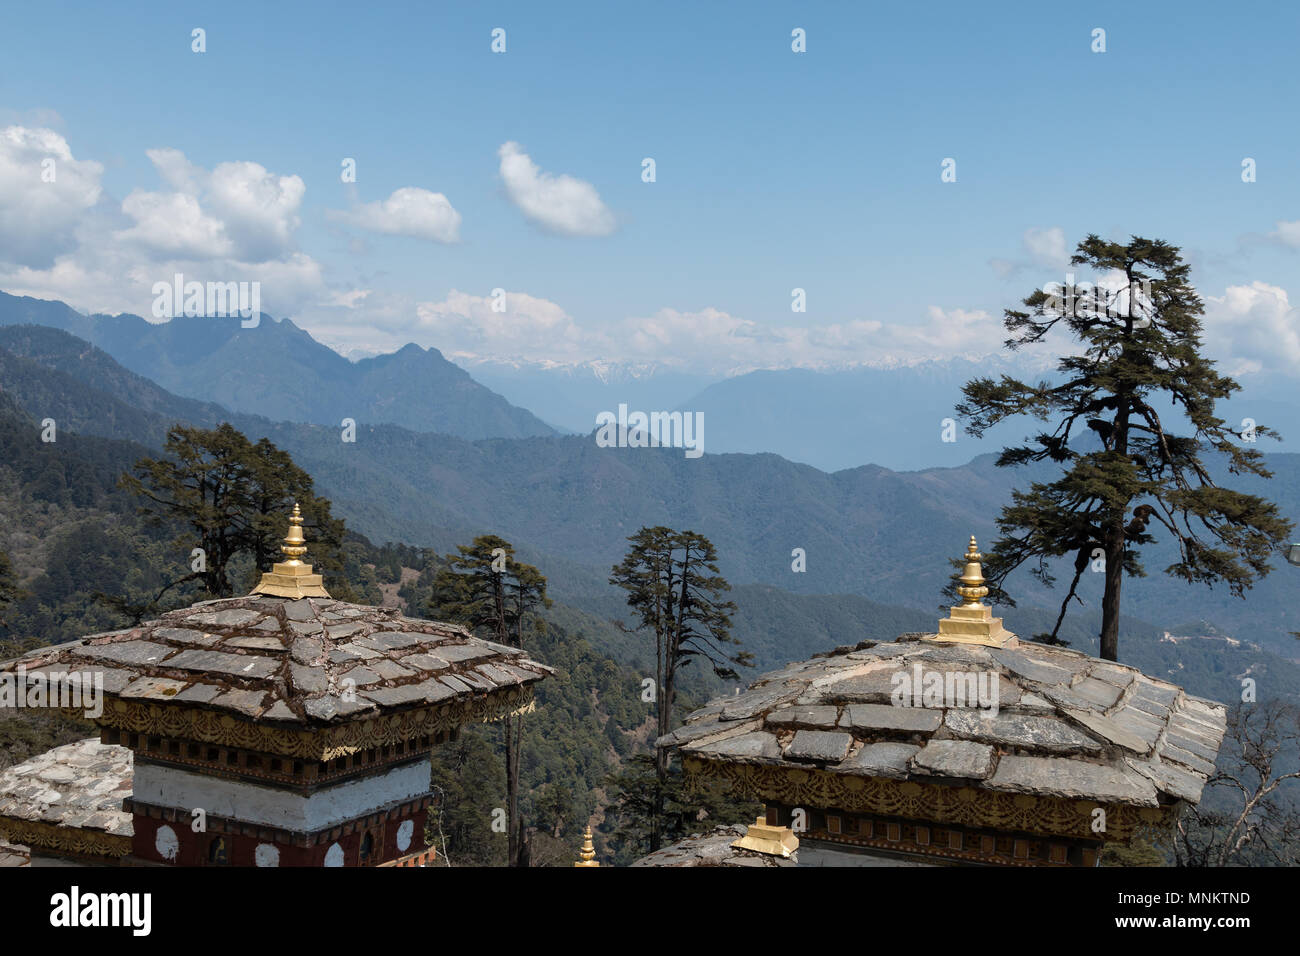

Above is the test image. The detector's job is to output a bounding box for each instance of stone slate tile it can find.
[477,663,523,686]
[427,643,496,664]
[1062,708,1150,754]
[836,742,920,778]
[911,740,995,779]
[437,674,475,695]
[251,618,282,632]
[334,642,381,660]
[284,599,317,622]
[289,663,328,694]
[340,665,381,688]
[658,718,763,748]
[1071,678,1123,709]
[1014,692,1054,714]
[288,620,324,636]
[1110,708,1167,751]
[153,628,220,647]
[1089,663,1138,688]
[263,701,299,722]
[85,667,135,695]
[912,644,993,666]
[989,754,1159,806]
[212,688,268,718]
[304,694,377,720]
[226,636,284,651]
[1164,731,1221,764]
[70,640,170,666]
[1042,686,1108,713]
[173,683,221,704]
[290,637,324,665]
[945,710,1102,755]
[767,705,840,729]
[165,649,279,680]
[188,609,262,628]
[852,643,911,659]
[399,653,451,673]
[1125,757,1207,803]
[1180,697,1227,728]
[721,688,802,721]
[325,623,365,640]
[818,667,907,704]
[1133,679,1179,708]
[839,703,943,734]
[1128,695,1171,719]
[785,730,853,763]
[686,731,782,761]
[369,659,415,681]
[989,648,1073,685]
[360,678,456,708]
[356,631,421,651]
[453,670,496,692]
[120,676,187,701]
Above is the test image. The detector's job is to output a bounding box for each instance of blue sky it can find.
[1,0,1297,373]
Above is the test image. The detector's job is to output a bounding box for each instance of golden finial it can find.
[934,534,1015,647]
[956,535,989,607]
[574,825,599,867]
[280,503,308,565]
[250,503,331,599]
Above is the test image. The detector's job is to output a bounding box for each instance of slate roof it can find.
[1,594,551,726]
[0,738,132,838]
[630,824,796,867]
[659,633,1228,808]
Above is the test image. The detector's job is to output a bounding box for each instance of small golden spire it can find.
[574,825,599,867]
[957,535,989,606]
[280,503,308,565]
[934,535,1015,647]
[250,503,331,599]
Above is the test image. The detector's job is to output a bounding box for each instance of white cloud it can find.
[497,141,615,237]
[1204,281,1300,375]
[0,133,330,322]
[327,187,461,243]
[1270,220,1300,249]
[989,225,1070,278]
[305,291,1011,375]
[0,126,104,268]
[117,149,304,262]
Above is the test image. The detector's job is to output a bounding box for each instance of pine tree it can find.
[428,535,550,866]
[609,527,751,851]
[956,235,1292,660]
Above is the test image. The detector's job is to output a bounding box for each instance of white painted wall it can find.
[131,759,430,832]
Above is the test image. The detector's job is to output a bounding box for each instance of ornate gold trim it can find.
[0,817,131,860]
[79,685,536,761]
[681,756,1171,841]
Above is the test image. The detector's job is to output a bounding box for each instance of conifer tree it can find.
[609,527,750,850]
[956,235,1292,660]
[428,535,549,867]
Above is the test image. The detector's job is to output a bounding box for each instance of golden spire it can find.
[934,535,1015,647]
[250,503,331,599]
[956,535,989,606]
[574,825,599,867]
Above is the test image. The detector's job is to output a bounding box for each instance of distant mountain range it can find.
[4,318,1298,673]
[0,292,554,440]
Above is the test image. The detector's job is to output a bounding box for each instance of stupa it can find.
[650,536,1227,867]
[0,506,551,866]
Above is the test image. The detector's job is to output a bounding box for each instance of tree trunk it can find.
[1100,521,1123,661]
